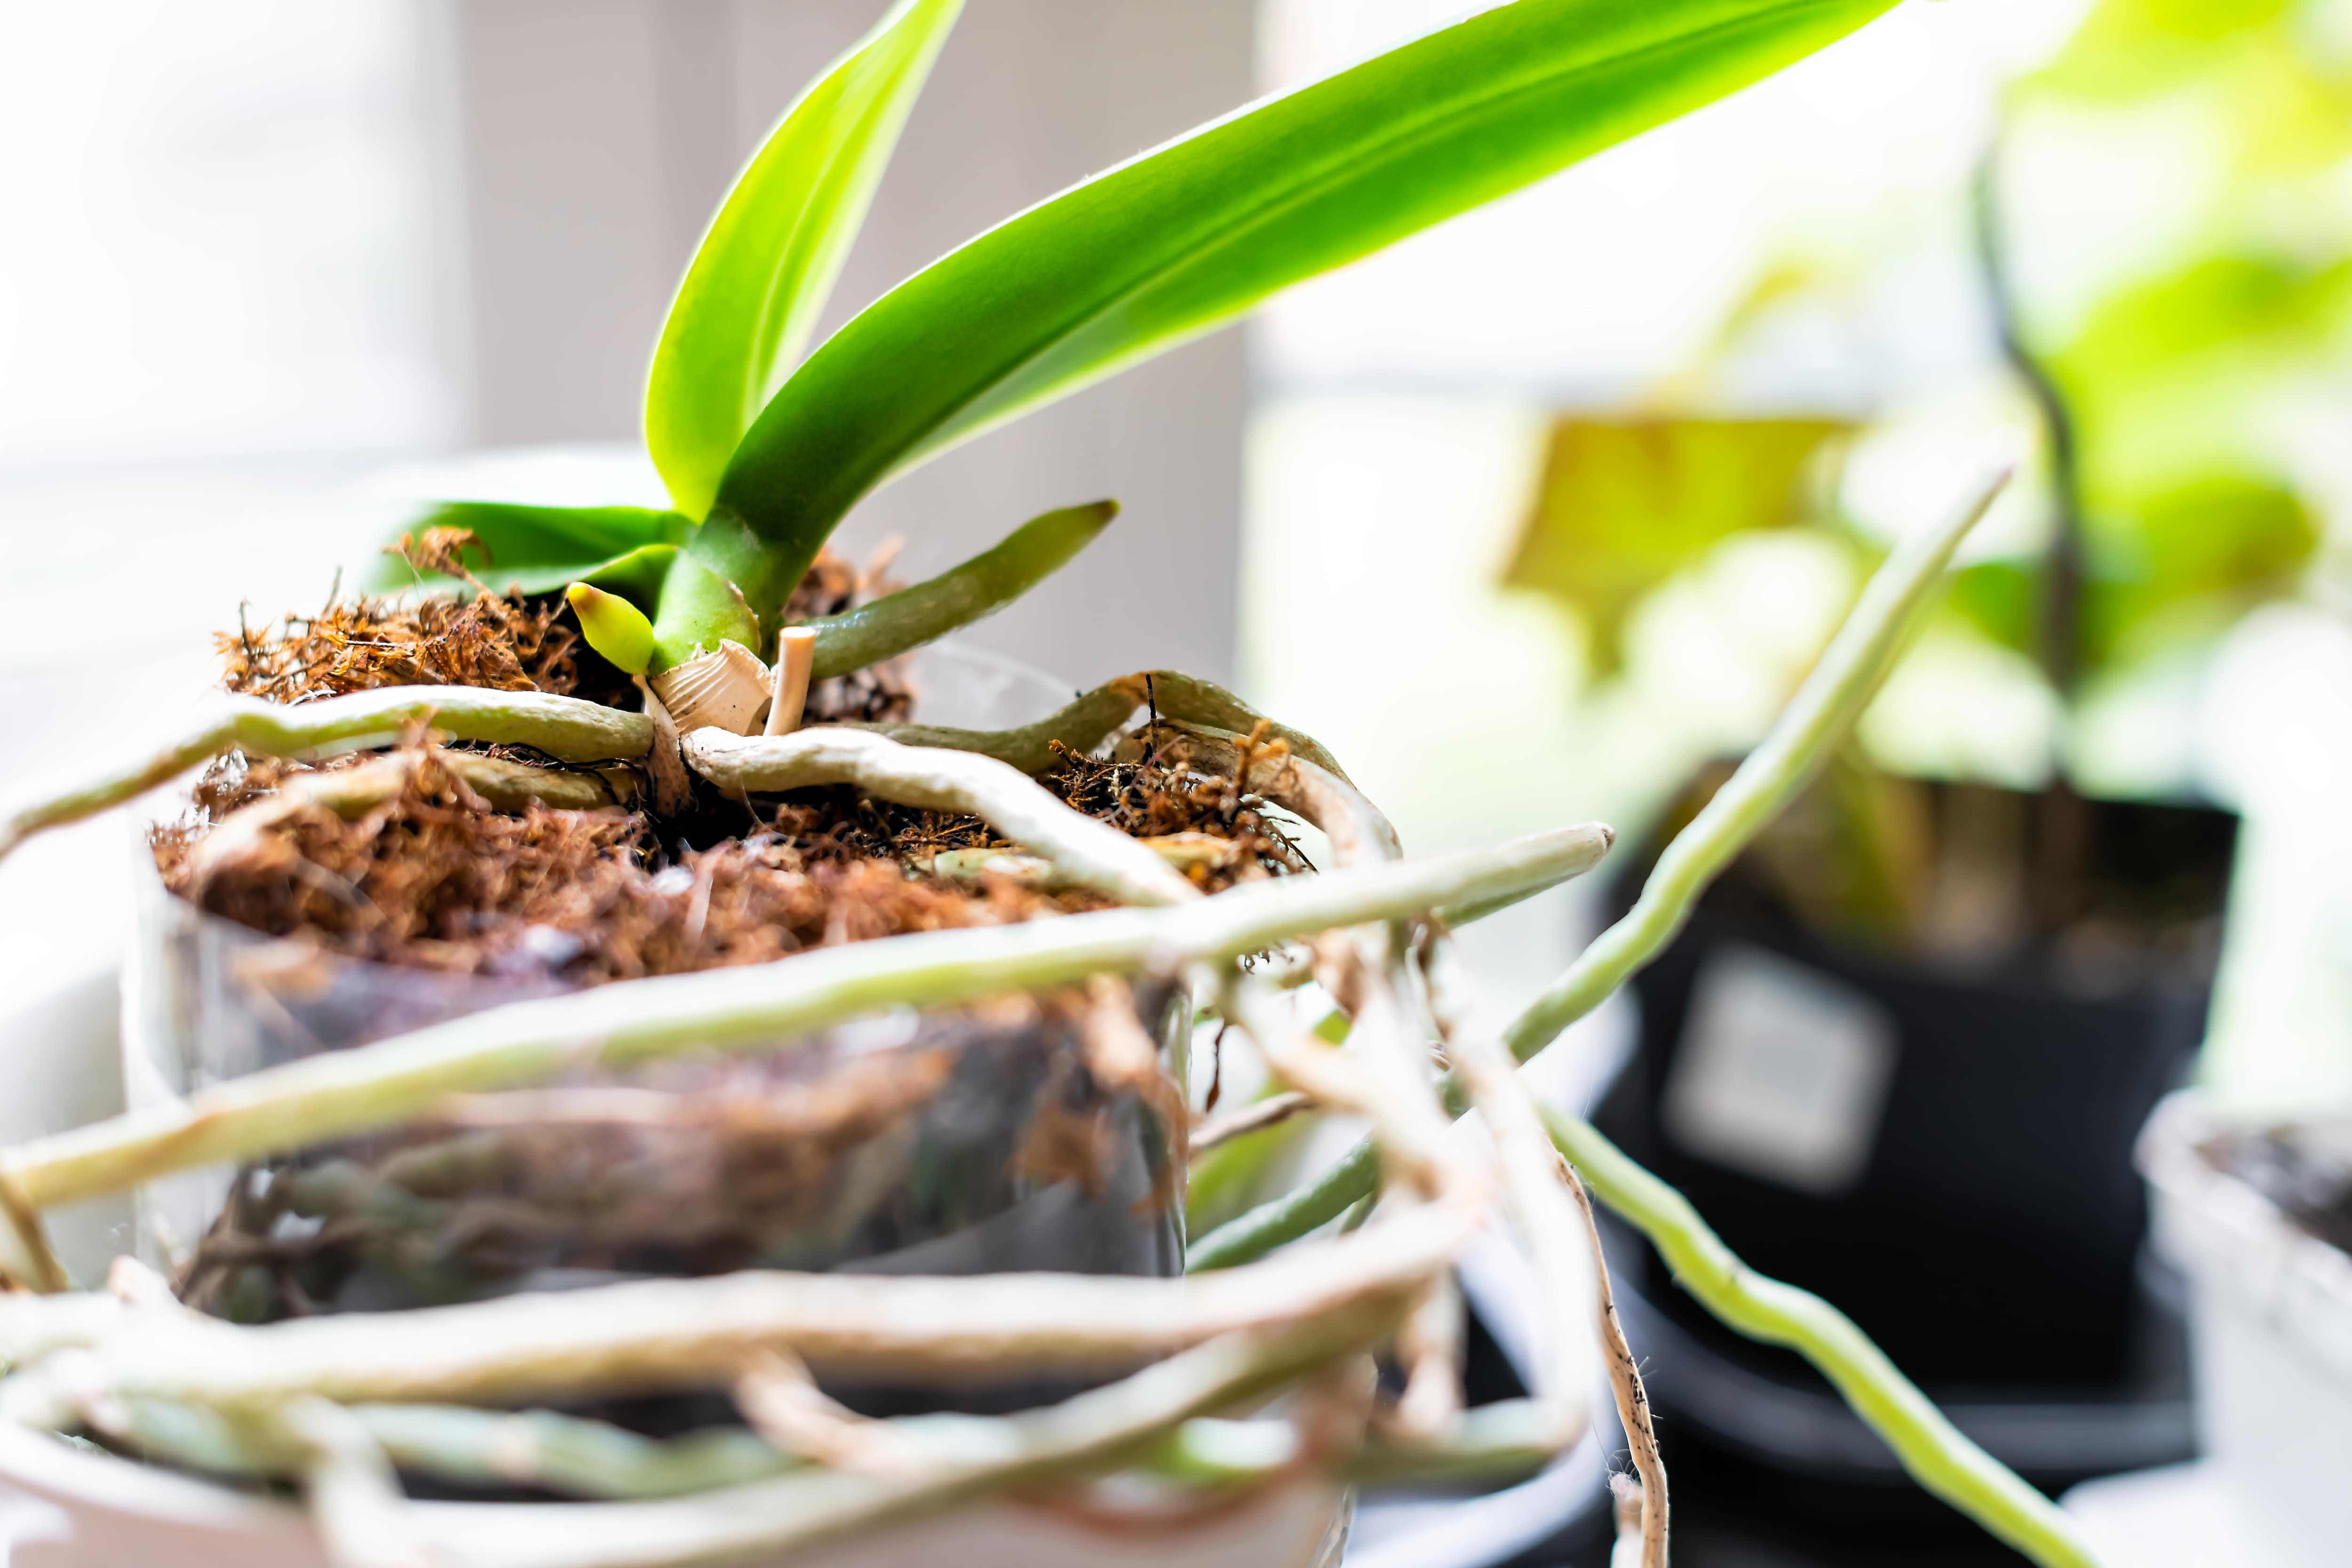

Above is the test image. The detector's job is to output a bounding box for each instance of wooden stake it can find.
[766,627,818,736]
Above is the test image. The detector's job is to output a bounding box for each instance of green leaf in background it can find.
[694,0,1900,632]
[2052,254,2352,510]
[2054,255,2352,394]
[2034,0,2294,101]
[1947,477,2313,677]
[1501,417,1851,672]
[1946,558,2037,659]
[2087,476,2315,667]
[644,0,963,522]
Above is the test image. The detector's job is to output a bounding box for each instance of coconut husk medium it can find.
[156,556,1294,1327]
[222,533,914,724]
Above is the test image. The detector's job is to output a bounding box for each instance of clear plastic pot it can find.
[123,644,1186,1323]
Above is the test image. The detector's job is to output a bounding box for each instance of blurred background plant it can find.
[1333,11,2352,1556]
[1508,0,2352,790]
[1246,0,2352,1118]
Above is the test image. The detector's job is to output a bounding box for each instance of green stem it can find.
[1973,145,2083,700]
[648,511,773,669]
[806,502,1117,680]
[1344,1397,1569,1488]
[0,687,652,867]
[1138,671,1354,784]
[1541,1106,2097,1568]
[858,679,1145,772]
[0,825,1609,1213]
[1187,1139,1380,1273]
[1503,458,2010,1062]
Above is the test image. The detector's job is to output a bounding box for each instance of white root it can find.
[0,685,652,868]
[102,1257,184,1313]
[920,832,1242,897]
[0,1199,1476,1408]
[1610,1473,1648,1568]
[682,726,1200,908]
[0,1171,66,1295]
[1391,1271,1465,1441]
[1190,719,1604,1458]
[1422,936,1601,1413]
[1216,978,1389,1141]
[1222,973,1463,1202]
[403,1313,1398,1568]
[733,1349,919,1475]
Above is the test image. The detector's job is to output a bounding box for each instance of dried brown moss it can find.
[1059,724,1312,879]
[154,748,1097,983]
[172,535,1305,983]
[156,715,1308,987]
[222,586,582,703]
[222,536,913,723]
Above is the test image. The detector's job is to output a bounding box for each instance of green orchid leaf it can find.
[803,500,1115,680]
[1502,416,1851,672]
[645,0,963,522]
[525,543,681,608]
[699,0,1898,619]
[391,544,679,610]
[369,502,684,592]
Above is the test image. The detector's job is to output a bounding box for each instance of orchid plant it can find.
[394,0,1897,733]
[0,5,2114,1568]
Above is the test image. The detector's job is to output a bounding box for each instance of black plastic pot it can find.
[1590,775,2235,1514]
